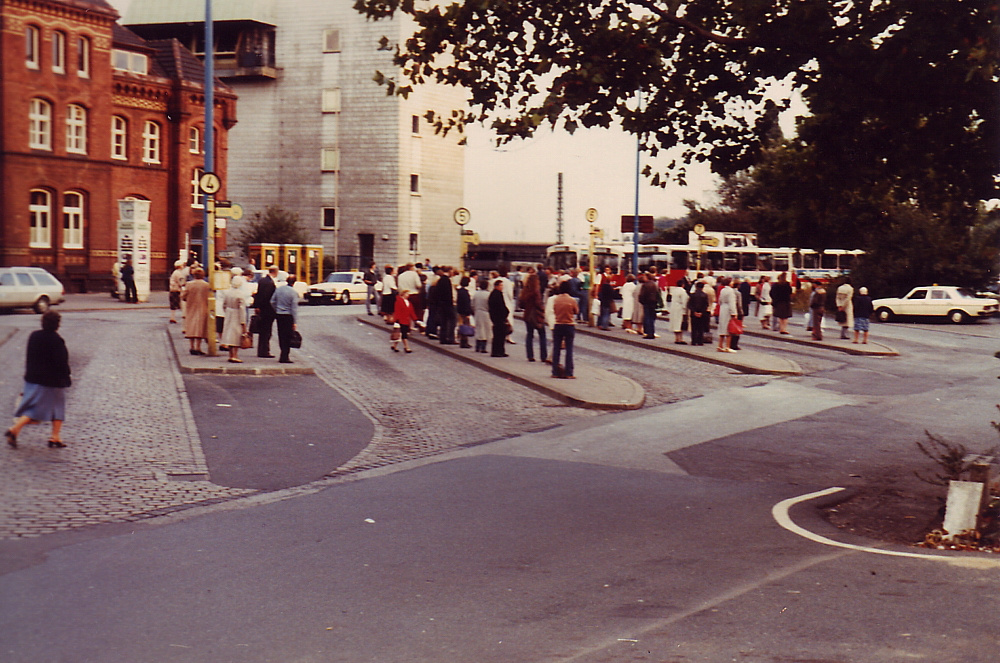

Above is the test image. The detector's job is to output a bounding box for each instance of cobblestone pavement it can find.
[292,308,796,473]
[0,311,253,540]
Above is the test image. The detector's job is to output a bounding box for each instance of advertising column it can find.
[117,200,152,303]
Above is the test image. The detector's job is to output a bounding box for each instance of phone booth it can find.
[248,243,280,270]
[304,245,324,285]
[281,245,301,281]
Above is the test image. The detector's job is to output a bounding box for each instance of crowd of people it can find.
[363,261,876,368]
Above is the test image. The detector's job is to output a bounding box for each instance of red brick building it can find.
[0,0,236,291]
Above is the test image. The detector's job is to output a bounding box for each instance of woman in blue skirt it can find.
[5,310,71,449]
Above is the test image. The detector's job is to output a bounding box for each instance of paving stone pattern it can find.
[0,315,252,540]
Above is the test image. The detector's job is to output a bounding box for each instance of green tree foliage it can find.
[233,206,309,257]
[354,0,997,191]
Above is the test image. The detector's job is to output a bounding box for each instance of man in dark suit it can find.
[252,265,278,358]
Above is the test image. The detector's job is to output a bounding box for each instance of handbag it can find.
[248,314,261,335]
[727,317,744,335]
[458,324,475,337]
[289,330,303,349]
[835,310,847,324]
[239,332,253,350]
[390,323,401,341]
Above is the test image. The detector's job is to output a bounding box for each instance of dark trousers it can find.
[525,322,547,361]
[123,278,137,303]
[257,310,275,356]
[438,307,456,344]
[552,324,575,377]
[642,303,657,338]
[276,314,295,361]
[491,322,507,356]
[690,312,707,345]
[425,304,440,337]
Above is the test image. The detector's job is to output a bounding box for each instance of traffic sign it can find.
[453,207,471,226]
[215,202,244,221]
[693,223,706,235]
[585,208,598,223]
[198,172,221,195]
[621,215,654,233]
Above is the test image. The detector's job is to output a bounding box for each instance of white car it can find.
[306,271,368,305]
[0,267,65,313]
[872,286,998,324]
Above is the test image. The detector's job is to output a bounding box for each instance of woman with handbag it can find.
[716,277,738,353]
[391,289,415,353]
[221,275,248,363]
[456,276,474,348]
[518,272,548,362]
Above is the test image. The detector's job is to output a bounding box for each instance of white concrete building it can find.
[123,0,465,270]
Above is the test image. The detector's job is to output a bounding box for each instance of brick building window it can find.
[52,31,66,74]
[191,168,204,208]
[63,192,84,249]
[29,190,51,247]
[26,26,40,69]
[29,98,52,150]
[189,126,201,154]
[142,121,161,163]
[111,116,127,160]
[66,104,87,154]
[77,36,90,78]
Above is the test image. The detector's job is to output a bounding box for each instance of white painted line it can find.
[772,487,1000,569]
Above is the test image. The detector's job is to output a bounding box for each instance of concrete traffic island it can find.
[741,327,899,356]
[167,325,314,375]
[356,316,645,410]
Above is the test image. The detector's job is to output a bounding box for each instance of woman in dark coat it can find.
[456,276,474,348]
[6,311,71,448]
[770,272,793,334]
[488,279,510,357]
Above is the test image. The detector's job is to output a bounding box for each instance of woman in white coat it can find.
[716,277,738,353]
[221,275,247,363]
[619,275,636,333]
[668,278,690,344]
[472,279,492,353]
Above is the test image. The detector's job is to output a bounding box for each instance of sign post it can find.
[454,207,471,271]
[199,172,222,356]
[586,208,599,326]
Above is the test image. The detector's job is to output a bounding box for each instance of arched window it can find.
[188,126,201,154]
[66,104,87,154]
[29,98,52,150]
[76,36,90,78]
[29,190,51,247]
[25,25,40,69]
[142,121,160,163]
[111,116,127,160]
[63,192,84,249]
[52,31,66,73]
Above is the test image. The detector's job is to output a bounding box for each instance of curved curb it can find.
[772,487,1000,569]
[742,329,899,356]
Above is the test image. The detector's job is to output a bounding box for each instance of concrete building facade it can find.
[123,0,466,271]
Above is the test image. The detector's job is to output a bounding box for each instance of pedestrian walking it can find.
[391,289,415,353]
[181,267,210,355]
[221,275,248,363]
[271,274,299,364]
[6,311,71,448]
[168,260,187,323]
[757,276,772,330]
[853,286,873,344]
[518,272,548,362]
[363,262,379,316]
[488,279,510,357]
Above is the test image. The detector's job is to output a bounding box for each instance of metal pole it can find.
[203,0,218,355]
[632,130,640,275]
[556,172,564,244]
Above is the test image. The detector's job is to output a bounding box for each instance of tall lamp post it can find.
[202,0,217,355]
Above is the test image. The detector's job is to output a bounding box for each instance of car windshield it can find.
[326,274,352,283]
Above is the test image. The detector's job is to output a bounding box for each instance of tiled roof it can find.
[112,24,149,50]
[148,39,234,91]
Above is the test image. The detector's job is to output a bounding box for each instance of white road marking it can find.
[772,487,1000,569]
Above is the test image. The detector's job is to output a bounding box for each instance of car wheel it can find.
[948,309,969,324]
[340,290,352,305]
[875,307,894,323]
[33,296,50,314]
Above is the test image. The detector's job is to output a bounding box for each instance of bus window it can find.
[724,252,740,271]
[773,254,790,271]
[705,251,724,271]
[757,253,773,271]
[821,253,839,270]
[595,253,619,271]
[801,252,819,269]
[741,253,757,271]
[841,254,855,270]
[550,252,577,271]
[671,251,690,271]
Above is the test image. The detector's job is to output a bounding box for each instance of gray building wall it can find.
[125,0,465,271]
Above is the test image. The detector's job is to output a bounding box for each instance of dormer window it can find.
[112,49,148,75]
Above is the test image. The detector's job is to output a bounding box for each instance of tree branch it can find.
[631,0,751,46]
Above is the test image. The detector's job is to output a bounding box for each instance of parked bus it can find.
[546,244,628,273]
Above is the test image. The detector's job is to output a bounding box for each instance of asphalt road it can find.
[2,305,1000,662]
